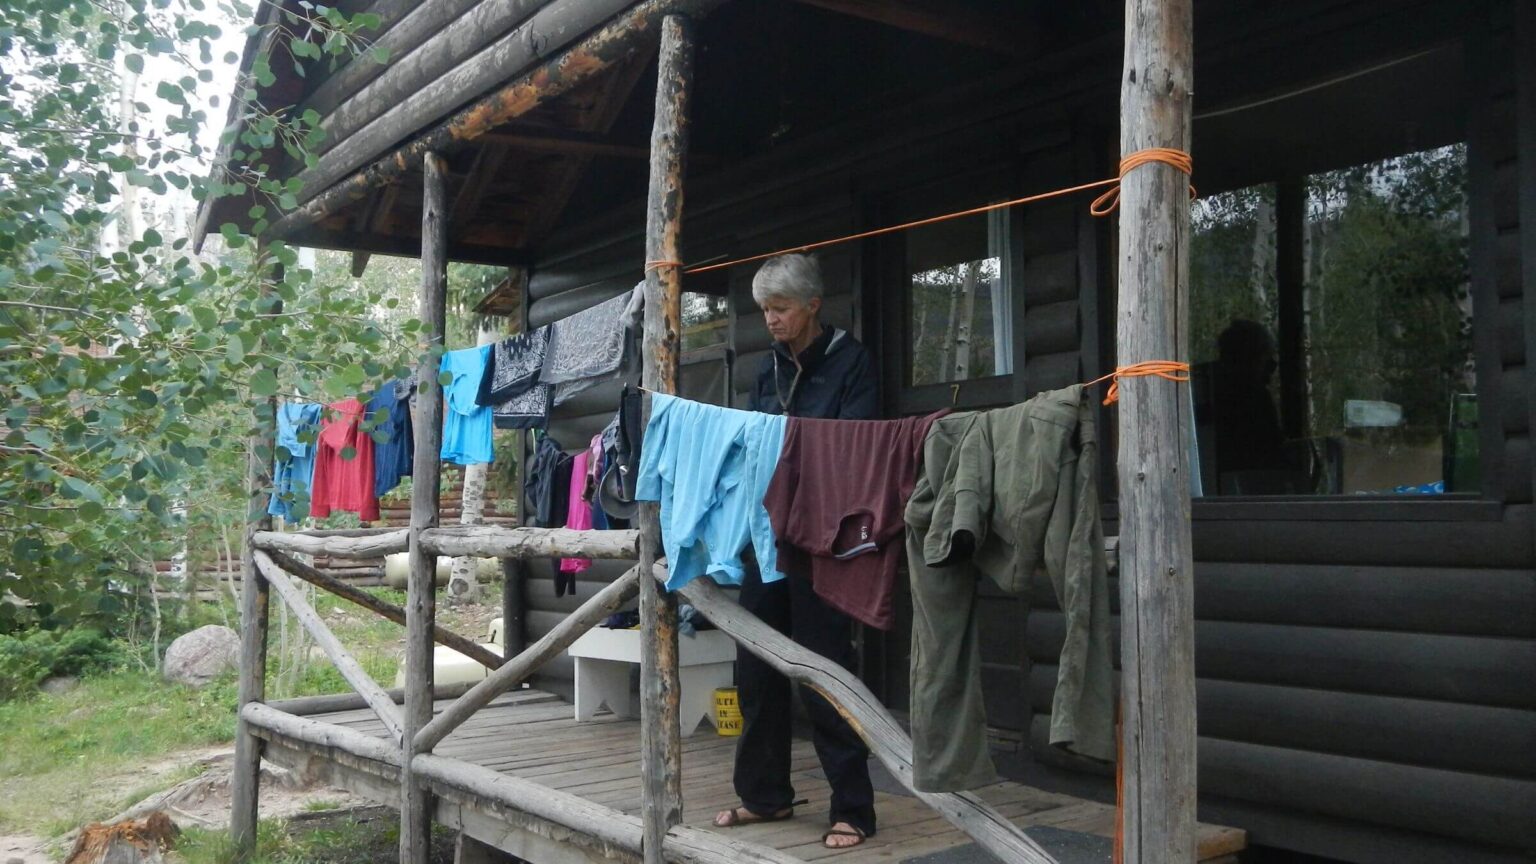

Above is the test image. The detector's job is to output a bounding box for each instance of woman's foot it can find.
[713,805,794,828]
[822,822,867,850]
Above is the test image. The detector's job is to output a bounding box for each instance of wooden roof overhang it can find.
[194,0,727,266]
[192,0,1060,274]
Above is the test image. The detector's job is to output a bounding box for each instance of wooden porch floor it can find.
[262,688,1246,863]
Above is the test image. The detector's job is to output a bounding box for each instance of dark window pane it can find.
[1305,144,1473,495]
[1189,145,1474,497]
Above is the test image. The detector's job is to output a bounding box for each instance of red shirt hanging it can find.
[309,397,380,522]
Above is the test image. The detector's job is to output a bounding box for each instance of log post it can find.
[230,260,280,859]
[638,14,694,861]
[401,151,449,864]
[1115,0,1197,861]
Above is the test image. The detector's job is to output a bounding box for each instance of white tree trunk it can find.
[1250,194,1274,313]
[951,262,978,381]
[448,326,497,605]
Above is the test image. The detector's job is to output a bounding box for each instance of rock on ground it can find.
[40,675,80,695]
[161,625,240,687]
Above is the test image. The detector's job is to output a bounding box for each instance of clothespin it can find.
[951,383,961,406]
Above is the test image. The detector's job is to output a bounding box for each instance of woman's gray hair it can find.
[751,253,824,307]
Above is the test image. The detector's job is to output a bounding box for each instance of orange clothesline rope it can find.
[1086,360,1191,405]
[1090,147,1195,217]
[679,147,1193,276]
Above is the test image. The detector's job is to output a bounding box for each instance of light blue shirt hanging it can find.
[268,401,322,520]
[635,393,788,590]
[440,345,495,465]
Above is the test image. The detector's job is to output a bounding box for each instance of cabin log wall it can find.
[514,4,1536,861]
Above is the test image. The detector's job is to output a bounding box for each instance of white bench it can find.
[566,628,736,737]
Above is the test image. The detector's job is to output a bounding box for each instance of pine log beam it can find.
[309,0,557,160]
[242,702,403,767]
[418,526,639,558]
[297,0,630,193]
[401,151,451,864]
[790,0,1036,57]
[263,549,504,671]
[253,551,406,744]
[413,754,804,864]
[252,528,409,558]
[265,0,728,242]
[297,0,487,123]
[671,572,1059,864]
[1116,0,1198,859]
[413,565,641,753]
[638,15,693,860]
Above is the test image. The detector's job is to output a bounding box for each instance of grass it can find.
[0,585,478,841]
[0,672,240,836]
[172,807,455,864]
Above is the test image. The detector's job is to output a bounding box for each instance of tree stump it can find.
[64,813,179,864]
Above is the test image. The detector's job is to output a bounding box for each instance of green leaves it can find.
[249,369,278,397]
[0,0,420,636]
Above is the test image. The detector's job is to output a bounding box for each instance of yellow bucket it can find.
[713,687,742,736]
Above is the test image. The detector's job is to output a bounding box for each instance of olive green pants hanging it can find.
[907,387,1116,793]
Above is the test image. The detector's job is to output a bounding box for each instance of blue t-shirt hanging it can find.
[635,393,787,590]
[440,346,495,465]
[268,401,322,520]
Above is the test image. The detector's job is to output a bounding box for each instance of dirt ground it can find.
[0,595,505,864]
[0,742,362,862]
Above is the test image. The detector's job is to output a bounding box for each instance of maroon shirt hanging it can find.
[763,411,947,630]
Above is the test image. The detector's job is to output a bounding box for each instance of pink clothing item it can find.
[309,397,380,522]
[560,450,593,573]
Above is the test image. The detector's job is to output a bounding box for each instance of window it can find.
[1191,145,1474,496]
[681,291,729,351]
[906,211,1013,386]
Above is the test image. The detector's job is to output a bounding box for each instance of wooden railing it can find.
[242,525,1060,864]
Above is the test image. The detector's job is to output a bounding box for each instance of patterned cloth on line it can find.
[541,285,643,406]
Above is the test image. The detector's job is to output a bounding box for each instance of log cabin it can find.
[199,1,1536,862]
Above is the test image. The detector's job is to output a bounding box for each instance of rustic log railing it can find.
[253,550,406,744]
[251,527,408,558]
[261,549,504,671]
[235,532,1061,864]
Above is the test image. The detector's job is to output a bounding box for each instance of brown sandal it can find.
[822,825,867,850]
[713,805,794,828]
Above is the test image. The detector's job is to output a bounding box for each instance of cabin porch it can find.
[250,687,1247,864]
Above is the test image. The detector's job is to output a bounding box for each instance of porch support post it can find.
[230,259,280,859]
[1115,0,1197,861]
[638,14,694,862]
[401,151,449,864]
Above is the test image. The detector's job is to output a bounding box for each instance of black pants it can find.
[734,553,876,836]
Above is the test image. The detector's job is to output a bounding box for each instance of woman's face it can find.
[761,295,821,345]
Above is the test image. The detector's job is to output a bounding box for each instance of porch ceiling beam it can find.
[265,0,728,246]
[449,142,513,229]
[480,125,653,160]
[293,230,534,267]
[790,0,1037,57]
[520,45,659,248]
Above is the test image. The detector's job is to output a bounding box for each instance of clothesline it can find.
[643,147,1194,277]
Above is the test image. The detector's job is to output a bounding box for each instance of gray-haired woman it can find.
[713,253,879,850]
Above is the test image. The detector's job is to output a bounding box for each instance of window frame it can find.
[884,199,1022,416]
